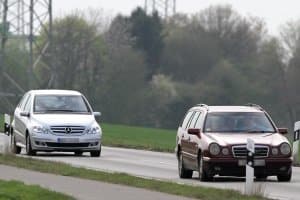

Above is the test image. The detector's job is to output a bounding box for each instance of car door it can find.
[14,93,29,143]
[180,111,196,167]
[17,94,32,145]
[184,111,201,169]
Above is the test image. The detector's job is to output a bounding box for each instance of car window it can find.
[19,93,29,110]
[189,111,201,128]
[194,112,204,129]
[204,112,276,133]
[23,95,32,112]
[181,111,194,129]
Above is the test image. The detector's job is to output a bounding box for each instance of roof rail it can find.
[245,103,264,111]
[195,103,209,110]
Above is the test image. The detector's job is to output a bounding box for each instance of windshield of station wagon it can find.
[34,95,91,114]
[204,112,275,133]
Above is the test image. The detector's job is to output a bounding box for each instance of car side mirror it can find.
[278,128,288,135]
[93,112,101,117]
[20,111,30,117]
[188,128,201,138]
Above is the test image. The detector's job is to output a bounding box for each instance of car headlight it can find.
[32,125,50,134]
[280,143,291,155]
[86,126,101,135]
[209,143,221,156]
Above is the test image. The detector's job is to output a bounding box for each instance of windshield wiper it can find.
[46,109,76,112]
[246,130,269,133]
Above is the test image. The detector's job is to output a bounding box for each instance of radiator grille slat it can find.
[50,126,85,136]
[232,145,269,158]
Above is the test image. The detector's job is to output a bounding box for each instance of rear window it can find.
[204,112,275,133]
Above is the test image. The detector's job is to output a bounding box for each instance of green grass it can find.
[102,123,176,152]
[0,154,267,200]
[0,115,3,133]
[0,179,74,200]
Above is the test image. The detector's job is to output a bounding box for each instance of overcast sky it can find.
[53,0,300,35]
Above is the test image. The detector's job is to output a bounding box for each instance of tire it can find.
[74,151,83,156]
[198,154,213,182]
[277,168,292,182]
[11,135,21,154]
[178,152,193,179]
[26,135,36,156]
[90,150,101,157]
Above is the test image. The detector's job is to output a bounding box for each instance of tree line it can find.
[1,5,300,130]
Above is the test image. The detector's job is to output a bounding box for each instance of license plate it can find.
[57,138,79,143]
[238,160,265,166]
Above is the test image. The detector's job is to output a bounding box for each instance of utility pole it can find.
[0,0,53,113]
[0,0,53,90]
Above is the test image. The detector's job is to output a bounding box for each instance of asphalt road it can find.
[1,134,300,200]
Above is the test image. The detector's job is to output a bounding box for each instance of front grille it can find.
[46,142,89,148]
[50,126,85,136]
[232,145,269,158]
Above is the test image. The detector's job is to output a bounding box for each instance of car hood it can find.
[205,132,289,146]
[31,114,96,127]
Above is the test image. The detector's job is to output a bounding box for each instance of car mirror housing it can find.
[93,112,101,117]
[188,128,201,138]
[278,128,288,135]
[20,111,30,117]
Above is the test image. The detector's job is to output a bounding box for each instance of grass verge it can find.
[102,123,175,152]
[0,179,74,200]
[0,115,3,133]
[0,154,266,200]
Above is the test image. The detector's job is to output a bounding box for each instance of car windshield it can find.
[34,95,91,113]
[204,112,275,133]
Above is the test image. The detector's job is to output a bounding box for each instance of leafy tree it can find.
[124,7,164,78]
[196,5,266,63]
[161,17,220,82]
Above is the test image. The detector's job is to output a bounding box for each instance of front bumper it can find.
[203,157,293,177]
[31,134,101,152]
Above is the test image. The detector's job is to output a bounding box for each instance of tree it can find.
[196,5,266,63]
[98,17,148,125]
[38,12,106,93]
[281,20,300,124]
[161,15,220,82]
[124,7,164,78]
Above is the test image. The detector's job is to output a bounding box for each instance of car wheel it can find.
[74,151,83,156]
[198,154,212,182]
[178,152,193,179]
[11,134,21,154]
[277,168,292,182]
[26,135,36,156]
[90,151,101,157]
